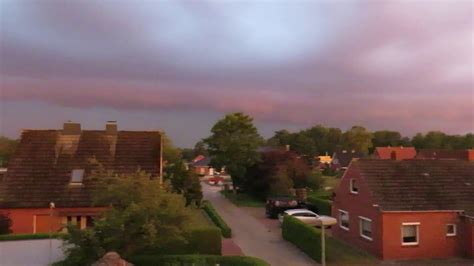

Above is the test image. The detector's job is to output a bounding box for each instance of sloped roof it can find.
[0,129,161,208]
[332,150,365,167]
[374,147,417,160]
[352,159,474,216]
[192,156,211,167]
[416,149,472,160]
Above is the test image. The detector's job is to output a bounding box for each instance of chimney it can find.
[105,121,118,135]
[62,121,81,135]
[285,145,290,152]
[390,151,397,160]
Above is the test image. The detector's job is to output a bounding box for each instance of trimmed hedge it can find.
[129,255,269,266]
[0,232,65,241]
[185,227,221,255]
[202,200,232,238]
[282,215,322,262]
[307,196,332,216]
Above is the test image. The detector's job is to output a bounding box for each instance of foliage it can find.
[0,213,12,235]
[193,140,209,157]
[307,196,332,216]
[0,136,18,167]
[342,126,373,154]
[129,255,269,266]
[282,216,375,264]
[183,227,221,255]
[244,151,322,199]
[56,167,194,265]
[204,113,264,189]
[219,191,265,208]
[202,200,232,238]
[412,131,474,150]
[162,133,182,163]
[166,160,203,206]
[0,233,65,241]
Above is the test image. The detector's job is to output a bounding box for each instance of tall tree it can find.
[166,160,203,206]
[162,133,182,163]
[342,126,373,154]
[204,113,264,190]
[372,130,403,148]
[0,136,18,167]
[193,141,208,157]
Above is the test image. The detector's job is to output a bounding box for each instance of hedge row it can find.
[202,200,232,238]
[129,255,269,266]
[307,196,332,216]
[282,215,323,263]
[0,232,65,241]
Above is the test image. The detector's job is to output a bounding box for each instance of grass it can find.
[220,190,265,207]
[186,207,215,228]
[326,236,378,265]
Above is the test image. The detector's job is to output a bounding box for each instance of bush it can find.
[129,255,269,266]
[202,200,232,238]
[0,233,65,241]
[282,216,322,262]
[184,227,221,255]
[307,196,332,216]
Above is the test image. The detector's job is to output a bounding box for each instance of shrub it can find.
[202,200,232,238]
[307,196,332,216]
[184,227,221,255]
[282,216,322,262]
[129,255,269,266]
[0,233,65,241]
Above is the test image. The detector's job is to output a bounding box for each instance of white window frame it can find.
[70,169,85,185]
[350,178,358,194]
[359,216,373,241]
[401,222,420,246]
[446,224,456,237]
[339,209,350,231]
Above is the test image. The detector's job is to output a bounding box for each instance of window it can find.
[402,223,419,245]
[70,169,84,184]
[359,217,372,240]
[350,179,358,194]
[446,224,456,236]
[339,210,349,230]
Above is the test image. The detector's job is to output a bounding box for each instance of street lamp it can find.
[315,216,337,266]
[49,202,55,265]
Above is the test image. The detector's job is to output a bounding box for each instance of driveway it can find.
[0,239,64,266]
[202,183,317,266]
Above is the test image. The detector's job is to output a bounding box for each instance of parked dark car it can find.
[265,197,320,219]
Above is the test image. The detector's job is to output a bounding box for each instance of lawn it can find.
[326,235,378,265]
[308,175,341,199]
[186,207,215,228]
[220,190,265,207]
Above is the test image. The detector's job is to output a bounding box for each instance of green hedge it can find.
[282,216,322,262]
[202,200,232,238]
[0,232,65,241]
[307,196,332,216]
[149,227,222,255]
[129,255,269,266]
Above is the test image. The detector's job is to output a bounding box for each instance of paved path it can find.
[0,239,64,266]
[203,183,317,266]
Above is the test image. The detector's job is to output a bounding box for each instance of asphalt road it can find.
[202,183,317,266]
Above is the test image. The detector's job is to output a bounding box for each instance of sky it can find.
[1,0,473,147]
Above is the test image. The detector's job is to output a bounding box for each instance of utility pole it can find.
[49,202,55,265]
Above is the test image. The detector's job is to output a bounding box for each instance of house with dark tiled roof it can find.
[332,159,474,260]
[373,146,417,160]
[0,122,162,234]
[331,149,365,170]
[416,149,474,161]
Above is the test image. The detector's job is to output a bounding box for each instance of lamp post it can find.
[315,216,337,266]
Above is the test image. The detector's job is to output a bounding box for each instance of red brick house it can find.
[373,147,416,160]
[0,122,162,234]
[332,159,474,260]
[416,149,474,161]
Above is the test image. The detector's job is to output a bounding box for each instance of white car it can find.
[278,209,330,226]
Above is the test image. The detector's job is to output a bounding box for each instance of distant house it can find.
[332,159,474,260]
[191,156,216,176]
[331,150,364,170]
[416,149,474,161]
[373,146,417,160]
[0,121,162,234]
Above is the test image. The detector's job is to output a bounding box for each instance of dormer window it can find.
[350,179,358,194]
[70,169,84,185]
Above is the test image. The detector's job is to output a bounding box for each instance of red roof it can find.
[416,149,473,160]
[374,147,417,160]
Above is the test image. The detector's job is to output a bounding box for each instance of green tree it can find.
[162,133,182,164]
[269,167,294,197]
[342,126,373,154]
[267,130,292,147]
[166,160,203,206]
[0,136,18,167]
[57,168,191,265]
[204,113,264,190]
[193,141,208,157]
[372,130,403,147]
